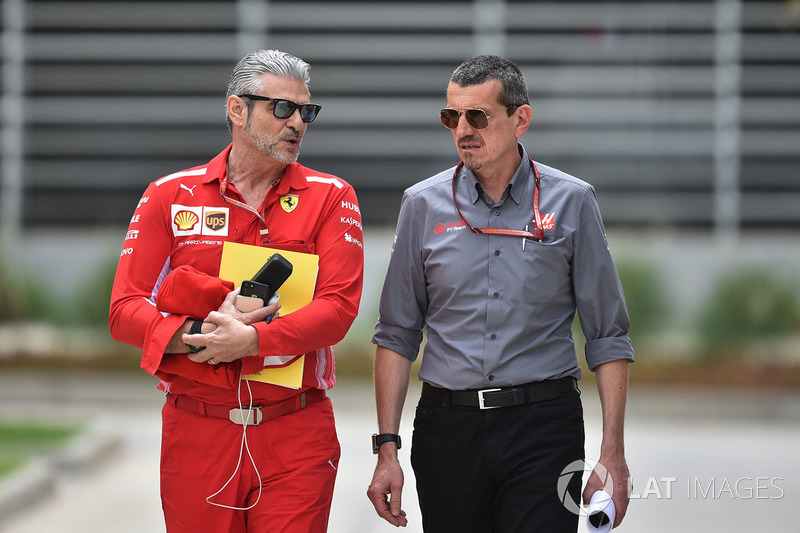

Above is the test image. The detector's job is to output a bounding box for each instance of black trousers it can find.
[410,388,585,533]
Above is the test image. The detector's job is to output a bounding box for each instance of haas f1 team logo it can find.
[541,212,556,231]
[171,205,229,236]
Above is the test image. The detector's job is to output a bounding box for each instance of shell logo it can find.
[174,210,199,231]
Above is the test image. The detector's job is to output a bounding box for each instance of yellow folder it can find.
[219,242,319,388]
[243,356,305,390]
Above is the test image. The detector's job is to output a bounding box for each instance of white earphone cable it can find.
[205,370,263,511]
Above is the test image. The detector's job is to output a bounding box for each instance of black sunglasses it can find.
[440,105,518,130]
[238,94,322,123]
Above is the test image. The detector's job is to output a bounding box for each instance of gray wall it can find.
[1,0,799,240]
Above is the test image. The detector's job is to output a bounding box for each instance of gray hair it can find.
[225,50,312,132]
[450,55,529,113]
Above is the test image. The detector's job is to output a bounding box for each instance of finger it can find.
[392,506,408,527]
[181,332,207,350]
[582,472,601,505]
[187,349,210,363]
[367,491,391,521]
[250,304,280,324]
[379,501,406,527]
[242,302,281,325]
[612,491,628,527]
[389,487,403,517]
[367,486,402,526]
[205,310,229,323]
[226,287,241,300]
[613,502,625,527]
[388,484,407,526]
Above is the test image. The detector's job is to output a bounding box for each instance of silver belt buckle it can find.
[229,407,263,426]
[477,388,502,409]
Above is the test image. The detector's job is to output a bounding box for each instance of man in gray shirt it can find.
[367,55,634,532]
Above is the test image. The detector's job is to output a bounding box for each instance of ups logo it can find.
[205,211,227,231]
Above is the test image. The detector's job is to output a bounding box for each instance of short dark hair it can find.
[449,55,529,113]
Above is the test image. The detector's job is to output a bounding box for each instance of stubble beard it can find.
[245,123,302,164]
[461,153,481,171]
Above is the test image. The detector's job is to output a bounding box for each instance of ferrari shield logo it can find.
[280,194,299,213]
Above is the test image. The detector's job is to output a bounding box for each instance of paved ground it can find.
[0,370,798,532]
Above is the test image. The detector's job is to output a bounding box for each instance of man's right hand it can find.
[367,448,408,527]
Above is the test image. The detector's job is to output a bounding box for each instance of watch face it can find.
[372,434,381,454]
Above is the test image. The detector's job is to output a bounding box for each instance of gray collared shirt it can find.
[372,145,634,390]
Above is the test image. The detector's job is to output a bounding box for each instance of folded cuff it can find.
[584,336,635,372]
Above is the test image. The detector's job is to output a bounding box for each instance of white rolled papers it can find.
[586,490,615,533]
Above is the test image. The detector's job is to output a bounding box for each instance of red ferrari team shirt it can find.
[110,144,364,404]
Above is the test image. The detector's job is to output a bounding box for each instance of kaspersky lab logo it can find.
[557,459,613,517]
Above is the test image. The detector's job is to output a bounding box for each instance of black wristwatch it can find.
[185,319,206,353]
[372,433,402,454]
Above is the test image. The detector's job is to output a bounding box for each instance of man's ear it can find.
[515,104,532,138]
[227,95,248,129]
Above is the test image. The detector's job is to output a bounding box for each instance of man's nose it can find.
[285,108,306,129]
[454,113,475,136]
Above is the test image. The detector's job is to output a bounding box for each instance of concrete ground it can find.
[0,370,798,532]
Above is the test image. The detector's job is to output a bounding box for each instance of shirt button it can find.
[493,292,500,299]
[494,250,501,256]
[490,333,497,340]
[488,375,495,381]
[493,209,501,216]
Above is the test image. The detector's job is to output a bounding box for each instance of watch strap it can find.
[185,319,206,353]
[372,433,402,454]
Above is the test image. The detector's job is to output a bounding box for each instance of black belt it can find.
[166,389,326,425]
[421,377,577,410]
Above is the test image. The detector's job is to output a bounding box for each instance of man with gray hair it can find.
[110,50,364,532]
[367,55,633,532]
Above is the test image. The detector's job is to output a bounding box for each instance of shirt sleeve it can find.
[240,183,364,374]
[109,182,185,373]
[108,183,238,388]
[571,186,635,371]
[371,190,427,361]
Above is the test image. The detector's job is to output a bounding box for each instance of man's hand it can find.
[217,287,281,324]
[367,448,408,527]
[583,452,631,528]
[183,311,255,364]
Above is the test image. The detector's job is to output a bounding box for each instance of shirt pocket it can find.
[519,235,572,303]
[268,241,315,254]
[522,234,568,258]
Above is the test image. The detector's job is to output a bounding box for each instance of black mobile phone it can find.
[240,253,293,302]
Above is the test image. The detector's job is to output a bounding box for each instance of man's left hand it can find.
[217,287,281,324]
[583,452,631,529]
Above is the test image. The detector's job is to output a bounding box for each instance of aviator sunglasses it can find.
[439,105,520,130]
[238,94,322,123]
